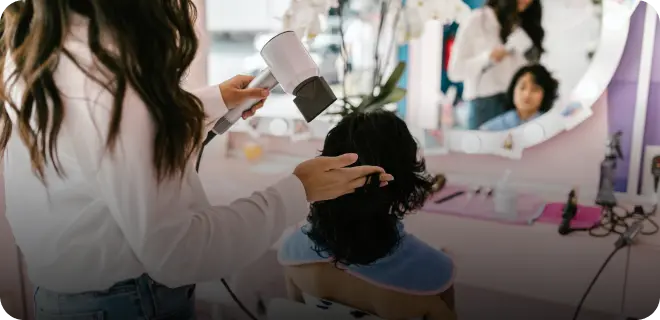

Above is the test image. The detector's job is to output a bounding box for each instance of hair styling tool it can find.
[434,190,466,205]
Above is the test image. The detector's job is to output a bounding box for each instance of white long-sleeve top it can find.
[447,7,530,101]
[2,15,309,293]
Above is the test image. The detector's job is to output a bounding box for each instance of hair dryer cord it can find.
[573,221,644,320]
[571,246,622,320]
[195,134,260,320]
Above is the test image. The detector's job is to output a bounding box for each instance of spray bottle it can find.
[494,169,517,220]
[595,131,623,208]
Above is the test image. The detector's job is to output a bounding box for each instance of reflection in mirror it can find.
[421,129,448,155]
[443,0,602,132]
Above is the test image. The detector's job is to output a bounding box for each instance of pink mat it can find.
[536,202,602,229]
[422,185,546,225]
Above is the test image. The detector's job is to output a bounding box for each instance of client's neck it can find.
[517,109,537,121]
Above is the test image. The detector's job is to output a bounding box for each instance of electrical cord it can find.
[196,131,217,172]
[571,245,622,320]
[587,204,658,238]
[572,220,644,320]
[586,164,660,238]
[195,133,260,320]
[560,203,658,238]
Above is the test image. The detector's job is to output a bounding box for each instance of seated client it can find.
[480,63,559,131]
[278,111,456,320]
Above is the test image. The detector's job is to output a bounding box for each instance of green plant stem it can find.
[379,6,401,84]
[372,0,390,89]
[337,2,350,112]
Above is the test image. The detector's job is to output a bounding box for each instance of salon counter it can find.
[197,154,660,319]
[404,212,627,315]
[622,244,660,319]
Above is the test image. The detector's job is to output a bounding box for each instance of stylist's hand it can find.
[490,46,508,63]
[293,153,394,202]
[219,75,270,120]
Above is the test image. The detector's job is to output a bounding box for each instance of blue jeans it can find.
[465,93,507,130]
[34,274,196,320]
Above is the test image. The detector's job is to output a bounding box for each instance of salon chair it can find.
[267,298,383,320]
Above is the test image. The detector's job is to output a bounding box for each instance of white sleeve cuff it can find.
[192,85,228,128]
[271,175,310,226]
[477,50,493,69]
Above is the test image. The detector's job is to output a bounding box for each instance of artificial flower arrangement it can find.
[281,0,472,117]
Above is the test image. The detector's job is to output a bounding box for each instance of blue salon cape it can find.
[278,223,455,295]
[479,110,541,131]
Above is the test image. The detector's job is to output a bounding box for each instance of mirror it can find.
[405,0,638,158]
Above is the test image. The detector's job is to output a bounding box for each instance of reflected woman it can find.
[480,64,558,131]
[448,0,545,130]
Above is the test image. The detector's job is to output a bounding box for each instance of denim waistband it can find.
[34,274,196,319]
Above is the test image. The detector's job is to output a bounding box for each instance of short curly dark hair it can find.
[505,63,559,114]
[304,111,434,266]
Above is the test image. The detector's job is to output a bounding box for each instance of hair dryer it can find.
[195,31,338,172]
[211,31,338,135]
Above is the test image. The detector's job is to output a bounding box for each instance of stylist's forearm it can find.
[166,175,309,283]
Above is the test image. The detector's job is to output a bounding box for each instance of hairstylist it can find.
[0,1,393,319]
[447,0,544,130]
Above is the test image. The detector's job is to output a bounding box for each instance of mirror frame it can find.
[402,0,640,159]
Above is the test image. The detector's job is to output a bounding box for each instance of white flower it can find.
[283,0,472,45]
[387,0,402,12]
[395,5,425,44]
[412,0,471,23]
[282,0,337,40]
[394,0,472,43]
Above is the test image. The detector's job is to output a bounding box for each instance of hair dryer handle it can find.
[211,69,279,135]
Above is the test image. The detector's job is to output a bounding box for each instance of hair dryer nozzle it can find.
[292,76,337,122]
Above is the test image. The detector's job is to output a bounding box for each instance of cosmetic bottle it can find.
[494,170,517,220]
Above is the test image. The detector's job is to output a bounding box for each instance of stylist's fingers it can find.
[293,154,391,202]
[341,166,391,181]
[345,172,393,190]
[241,88,270,100]
[232,74,255,88]
[377,173,394,186]
[314,153,362,171]
[241,101,265,119]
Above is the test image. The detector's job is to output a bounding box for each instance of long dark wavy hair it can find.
[305,111,434,266]
[0,0,205,183]
[486,0,545,59]
[505,63,558,114]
